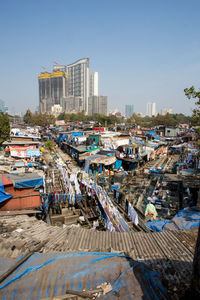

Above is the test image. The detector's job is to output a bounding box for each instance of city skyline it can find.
[39,58,107,116]
[0,1,199,115]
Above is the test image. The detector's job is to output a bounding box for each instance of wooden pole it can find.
[0,240,48,284]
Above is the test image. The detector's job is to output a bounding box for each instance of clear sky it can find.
[0,0,200,115]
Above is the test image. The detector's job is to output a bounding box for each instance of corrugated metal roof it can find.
[0,215,197,298]
[0,216,196,259]
[0,252,167,300]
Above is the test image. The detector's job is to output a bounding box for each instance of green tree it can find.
[0,112,10,144]
[23,109,32,124]
[57,112,66,120]
[23,112,55,127]
[184,86,200,130]
[31,113,55,127]
[45,140,54,150]
[151,113,177,127]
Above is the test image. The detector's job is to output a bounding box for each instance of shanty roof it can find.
[1,172,43,190]
[0,215,197,298]
[89,154,116,165]
[3,141,40,145]
[63,143,100,153]
[0,215,196,260]
[78,148,100,160]
[118,143,141,148]
[0,252,167,299]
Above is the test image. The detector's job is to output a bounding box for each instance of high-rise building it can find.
[146,102,156,117]
[0,99,8,113]
[65,58,89,113]
[38,70,68,113]
[89,72,99,96]
[63,96,83,113]
[88,96,107,116]
[38,58,104,114]
[125,105,134,118]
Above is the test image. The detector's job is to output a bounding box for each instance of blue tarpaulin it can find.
[110,184,119,191]
[146,220,170,232]
[107,153,114,156]
[6,173,43,189]
[149,169,159,173]
[71,132,83,137]
[114,159,122,170]
[146,207,200,232]
[59,133,68,143]
[0,252,167,299]
[149,131,156,135]
[14,178,43,189]
[0,175,12,204]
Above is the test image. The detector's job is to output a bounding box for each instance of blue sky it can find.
[0,0,200,115]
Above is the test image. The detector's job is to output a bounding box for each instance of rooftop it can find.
[0,214,197,297]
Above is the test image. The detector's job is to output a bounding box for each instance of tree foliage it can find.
[45,140,54,150]
[57,112,121,125]
[0,112,10,144]
[23,109,32,124]
[23,110,55,127]
[184,86,200,128]
[127,113,191,127]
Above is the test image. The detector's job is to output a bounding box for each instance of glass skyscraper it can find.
[125,105,134,118]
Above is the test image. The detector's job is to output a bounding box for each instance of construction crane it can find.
[41,66,51,72]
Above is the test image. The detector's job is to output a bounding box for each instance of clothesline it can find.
[81,177,130,232]
[42,193,83,205]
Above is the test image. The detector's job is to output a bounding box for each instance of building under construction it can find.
[38,70,68,114]
[38,58,107,115]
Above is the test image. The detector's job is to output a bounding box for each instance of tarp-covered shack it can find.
[0,173,43,210]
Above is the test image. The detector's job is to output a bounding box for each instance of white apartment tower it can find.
[65,58,90,113]
[146,102,156,117]
[89,72,99,96]
[88,96,107,116]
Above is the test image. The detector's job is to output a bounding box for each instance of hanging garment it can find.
[128,203,139,225]
[63,194,67,204]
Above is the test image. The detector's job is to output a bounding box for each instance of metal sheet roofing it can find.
[0,215,197,298]
[0,252,167,300]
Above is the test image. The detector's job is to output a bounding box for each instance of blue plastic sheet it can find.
[110,184,119,191]
[149,169,159,173]
[0,252,167,299]
[114,159,122,170]
[0,175,12,203]
[14,178,43,189]
[146,208,200,231]
[146,220,170,232]
[149,131,155,135]
[59,133,68,143]
[71,132,83,137]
